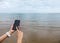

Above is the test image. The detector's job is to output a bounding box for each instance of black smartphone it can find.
[12,20,20,30]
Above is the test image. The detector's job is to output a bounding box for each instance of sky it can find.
[0,0,60,13]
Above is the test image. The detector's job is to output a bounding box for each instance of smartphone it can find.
[12,20,20,30]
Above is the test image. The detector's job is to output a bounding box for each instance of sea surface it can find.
[0,13,60,43]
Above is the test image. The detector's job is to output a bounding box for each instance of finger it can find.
[16,27,18,30]
[10,24,13,29]
[17,26,21,31]
[16,27,20,32]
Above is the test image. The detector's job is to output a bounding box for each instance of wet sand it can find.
[1,25,60,43]
[0,14,60,43]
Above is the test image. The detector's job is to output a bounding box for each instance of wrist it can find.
[5,32,11,37]
[8,30,15,34]
[8,31,12,35]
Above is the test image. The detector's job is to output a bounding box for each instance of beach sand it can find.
[0,22,60,43]
[0,14,60,43]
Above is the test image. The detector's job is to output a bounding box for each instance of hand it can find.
[8,24,15,34]
[16,27,23,40]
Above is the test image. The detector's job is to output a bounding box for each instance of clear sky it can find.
[0,0,60,13]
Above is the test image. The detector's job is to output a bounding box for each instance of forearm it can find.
[0,34,8,42]
[17,30,23,43]
[0,31,13,42]
[17,37,22,43]
[17,32,22,43]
